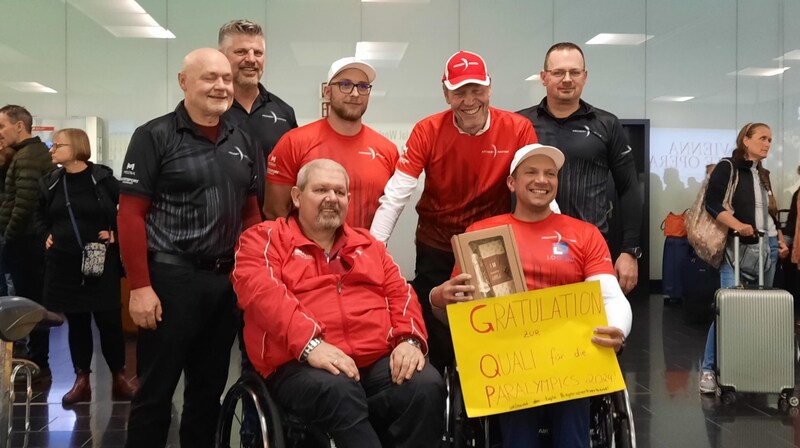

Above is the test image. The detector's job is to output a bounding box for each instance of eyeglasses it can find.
[51,143,70,150]
[544,69,586,79]
[330,81,373,95]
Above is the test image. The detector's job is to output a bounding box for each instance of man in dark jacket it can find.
[0,105,55,378]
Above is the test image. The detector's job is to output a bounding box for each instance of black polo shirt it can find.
[120,101,257,258]
[517,98,642,248]
[224,83,296,212]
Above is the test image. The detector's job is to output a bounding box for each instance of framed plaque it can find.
[450,224,527,299]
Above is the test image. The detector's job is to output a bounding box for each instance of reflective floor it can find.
[8,295,800,447]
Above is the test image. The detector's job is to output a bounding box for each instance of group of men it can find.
[1,18,641,448]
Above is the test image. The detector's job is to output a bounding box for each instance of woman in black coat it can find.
[37,128,135,406]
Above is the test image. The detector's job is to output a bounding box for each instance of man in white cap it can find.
[369,50,539,372]
[431,143,632,448]
[265,57,397,229]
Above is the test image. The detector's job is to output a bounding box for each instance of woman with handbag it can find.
[36,128,135,405]
[698,122,790,394]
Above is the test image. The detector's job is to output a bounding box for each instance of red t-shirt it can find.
[397,108,537,251]
[267,119,398,229]
[465,213,614,290]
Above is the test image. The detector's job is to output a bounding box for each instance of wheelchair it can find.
[215,370,333,448]
[442,365,636,448]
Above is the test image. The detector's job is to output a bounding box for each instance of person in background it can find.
[219,19,297,217]
[432,144,631,448]
[0,145,16,297]
[370,50,539,372]
[0,104,54,380]
[517,42,644,295]
[698,122,790,394]
[37,128,135,405]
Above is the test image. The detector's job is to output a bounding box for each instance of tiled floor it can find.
[7,295,800,447]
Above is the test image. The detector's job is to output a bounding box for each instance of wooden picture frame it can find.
[451,224,527,299]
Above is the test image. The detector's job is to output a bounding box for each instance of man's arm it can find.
[231,224,324,360]
[606,119,642,293]
[587,273,631,353]
[377,240,427,383]
[369,171,418,243]
[118,194,162,329]
[264,182,293,220]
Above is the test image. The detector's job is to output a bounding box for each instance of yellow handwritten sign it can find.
[447,281,625,417]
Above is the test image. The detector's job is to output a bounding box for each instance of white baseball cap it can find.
[327,57,376,84]
[509,143,565,175]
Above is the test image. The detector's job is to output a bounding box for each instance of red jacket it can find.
[231,216,428,378]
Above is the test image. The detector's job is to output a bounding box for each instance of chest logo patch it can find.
[480,144,509,158]
[292,248,312,260]
[262,111,287,124]
[228,146,252,162]
[358,147,385,160]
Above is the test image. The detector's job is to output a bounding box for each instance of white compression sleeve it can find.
[586,273,632,337]
[369,170,418,243]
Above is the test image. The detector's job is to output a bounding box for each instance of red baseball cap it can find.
[442,50,490,90]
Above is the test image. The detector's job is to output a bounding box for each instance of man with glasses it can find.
[219,19,297,217]
[517,42,643,295]
[370,50,538,372]
[265,57,397,229]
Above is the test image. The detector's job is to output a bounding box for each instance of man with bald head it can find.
[118,48,261,448]
[233,158,444,447]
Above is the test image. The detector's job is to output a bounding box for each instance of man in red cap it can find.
[370,50,540,372]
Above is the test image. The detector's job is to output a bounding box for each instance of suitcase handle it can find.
[732,230,766,287]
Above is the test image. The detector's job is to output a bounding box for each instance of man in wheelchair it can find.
[430,144,633,448]
[231,159,445,448]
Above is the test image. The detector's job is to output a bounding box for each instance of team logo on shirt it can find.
[292,248,312,260]
[542,231,576,262]
[572,125,605,140]
[228,146,252,162]
[358,147,385,160]
[262,111,288,124]
[480,144,509,158]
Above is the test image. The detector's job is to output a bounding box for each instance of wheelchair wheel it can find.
[216,371,285,448]
[589,394,614,448]
[444,366,485,448]
[610,389,636,448]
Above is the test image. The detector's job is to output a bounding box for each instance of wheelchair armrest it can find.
[0,296,48,342]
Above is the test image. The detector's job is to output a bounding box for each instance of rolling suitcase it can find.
[715,233,797,407]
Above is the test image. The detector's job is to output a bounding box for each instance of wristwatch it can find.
[621,247,642,259]
[300,337,322,362]
[402,337,421,349]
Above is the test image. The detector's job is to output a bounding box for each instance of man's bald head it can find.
[178,48,234,124]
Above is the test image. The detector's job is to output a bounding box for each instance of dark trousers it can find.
[2,235,49,368]
[64,309,126,373]
[411,243,455,373]
[497,398,590,448]
[266,356,445,448]
[125,262,238,448]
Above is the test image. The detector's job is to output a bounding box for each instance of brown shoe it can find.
[62,372,91,405]
[111,371,136,401]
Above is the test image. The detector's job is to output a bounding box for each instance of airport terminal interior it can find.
[3,0,800,446]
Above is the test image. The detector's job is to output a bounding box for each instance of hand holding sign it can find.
[447,281,626,418]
